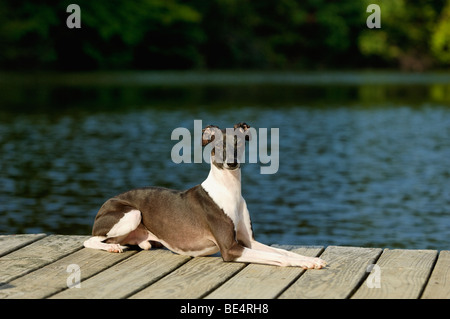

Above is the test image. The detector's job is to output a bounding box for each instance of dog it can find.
[84,122,326,269]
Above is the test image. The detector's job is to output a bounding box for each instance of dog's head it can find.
[202,122,251,170]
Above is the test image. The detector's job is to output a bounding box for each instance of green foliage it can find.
[0,0,204,70]
[0,0,449,71]
[358,0,449,70]
[0,1,59,67]
[76,0,204,69]
[432,1,450,64]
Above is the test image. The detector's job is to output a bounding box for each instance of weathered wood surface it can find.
[0,234,46,257]
[352,249,438,299]
[0,235,88,284]
[205,246,324,299]
[419,250,450,299]
[279,246,382,299]
[0,234,447,299]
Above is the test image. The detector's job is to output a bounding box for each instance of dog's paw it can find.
[297,257,327,269]
[311,257,327,269]
[107,244,124,253]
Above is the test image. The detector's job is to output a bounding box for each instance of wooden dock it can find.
[0,234,448,299]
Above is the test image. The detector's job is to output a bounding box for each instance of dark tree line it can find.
[1,0,449,71]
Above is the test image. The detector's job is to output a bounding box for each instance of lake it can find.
[0,71,449,250]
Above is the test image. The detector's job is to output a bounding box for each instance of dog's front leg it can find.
[229,246,324,268]
[237,201,326,268]
[249,240,326,268]
[216,236,324,268]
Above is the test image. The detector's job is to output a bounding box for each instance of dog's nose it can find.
[226,162,239,169]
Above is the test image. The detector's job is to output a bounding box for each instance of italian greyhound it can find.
[84,123,326,269]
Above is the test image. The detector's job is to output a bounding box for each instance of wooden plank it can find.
[50,249,191,299]
[279,246,382,299]
[421,251,450,299]
[0,235,88,284]
[0,234,47,257]
[352,249,438,299]
[205,246,324,299]
[0,248,137,299]
[0,233,447,299]
[130,256,246,299]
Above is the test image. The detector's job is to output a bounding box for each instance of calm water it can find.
[1,72,449,250]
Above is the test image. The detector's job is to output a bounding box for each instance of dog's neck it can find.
[201,158,242,215]
[203,160,241,191]
[201,160,242,225]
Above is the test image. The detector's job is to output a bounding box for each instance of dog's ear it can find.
[202,125,220,146]
[234,122,251,141]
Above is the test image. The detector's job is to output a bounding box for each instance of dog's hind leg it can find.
[119,222,160,250]
[83,236,127,253]
[84,208,143,253]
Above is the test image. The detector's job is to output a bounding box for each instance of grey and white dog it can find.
[84,122,326,269]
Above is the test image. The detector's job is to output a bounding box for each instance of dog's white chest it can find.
[201,167,242,227]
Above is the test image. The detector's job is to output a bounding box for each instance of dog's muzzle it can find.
[224,162,240,170]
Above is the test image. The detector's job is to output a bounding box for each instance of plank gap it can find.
[417,250,440,299]
[0,235,89,284]
[346,248,384,299]
[44,248,139,299]
[123,252,193,299]
[273,246,326,299]
[0,234,48,258]
[199,263,250,299]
